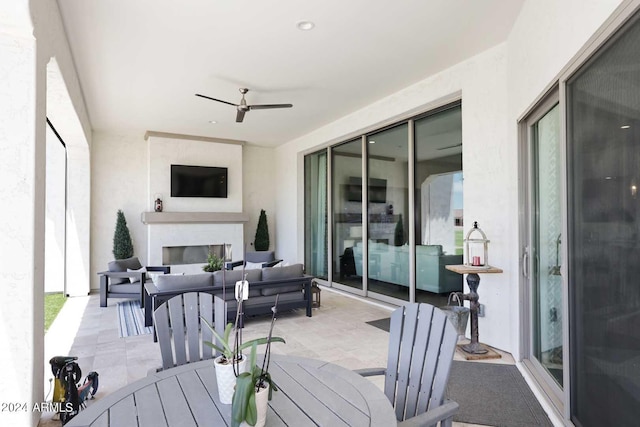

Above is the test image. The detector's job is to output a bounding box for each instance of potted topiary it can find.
[254,209,270,251]
[113,210,134,259]
[394,214,405,246]
[201,320,284,405]
[203,252,224,272]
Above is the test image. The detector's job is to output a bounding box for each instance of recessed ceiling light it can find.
[369,140,376,144]
[297,20,315,31]
[621,125,631,129]
[208,120,217,124]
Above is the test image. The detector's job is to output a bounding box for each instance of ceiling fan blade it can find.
[236,109,246,123]
[195,93,238,107]
[249,103,293,110]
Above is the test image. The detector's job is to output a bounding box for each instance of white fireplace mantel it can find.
[141,211,249,224]
[144,212,247,273]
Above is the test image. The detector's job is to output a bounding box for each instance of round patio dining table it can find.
[66,354,396,426]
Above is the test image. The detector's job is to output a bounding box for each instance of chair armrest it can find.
[354,367,386,377]
[146,266,170,273]
[263,259,283,268]
[97,271,142,279]
[397,399,459,427]
[225,260,243,270]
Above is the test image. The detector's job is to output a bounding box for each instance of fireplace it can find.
[162,244,231,265]
[142,212,248,274]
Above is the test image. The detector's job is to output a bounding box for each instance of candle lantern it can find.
[154,194,163,212]
[464,221,489,267]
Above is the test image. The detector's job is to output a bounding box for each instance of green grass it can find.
[45,293,66,332]
[454,230,464,255]
[454,229,464,246]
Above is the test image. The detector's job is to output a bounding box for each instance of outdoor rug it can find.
[448,361,553,426]
[117,300,152,337]
[366,317,391,332]
[366,317,552,426]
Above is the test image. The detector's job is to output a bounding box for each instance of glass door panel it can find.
[332,140,363,290]
[531,103,563,387]
[304,150,328,279]
[567,11,640,426]
[414,105,463,305]
[367,124,409,301]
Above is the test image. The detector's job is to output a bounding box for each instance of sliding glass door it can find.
[332,139,364,292]
[414,107,463,305]
[366,124,409,301]
[304,150,328,280]
[567,11,640,426]
[522,96,564,411]
[305,102,462,305]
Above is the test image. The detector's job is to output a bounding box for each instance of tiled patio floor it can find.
[40,287,519,427]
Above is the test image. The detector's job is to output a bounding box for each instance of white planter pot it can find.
[240,383,269,427]
[214,355,248,404]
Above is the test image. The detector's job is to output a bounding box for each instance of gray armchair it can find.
[98,256,170,307]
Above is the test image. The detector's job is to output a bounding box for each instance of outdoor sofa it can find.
[143,263,314,329]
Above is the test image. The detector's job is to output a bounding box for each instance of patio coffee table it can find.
[66,354,396,426]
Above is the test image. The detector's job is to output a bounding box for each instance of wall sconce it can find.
[464,221,489,267]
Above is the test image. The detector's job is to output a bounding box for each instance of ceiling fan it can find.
[195,88,293,123]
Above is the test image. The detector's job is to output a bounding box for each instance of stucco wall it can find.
[273,0,631,359]
[275,44,515,353]
[243,146,277,253]
[90,134,273,290]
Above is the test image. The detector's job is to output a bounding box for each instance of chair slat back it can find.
[384,303,458,421]
[153,292,214,370]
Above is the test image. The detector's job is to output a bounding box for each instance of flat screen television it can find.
[171,164,228,198]
[346,176,387,203]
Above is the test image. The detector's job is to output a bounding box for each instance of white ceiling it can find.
[57,0,525,147]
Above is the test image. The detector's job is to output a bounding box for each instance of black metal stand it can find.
[457,273,488,354]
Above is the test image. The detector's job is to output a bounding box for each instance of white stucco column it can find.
[0,3,46,426]
[65,143,91,296]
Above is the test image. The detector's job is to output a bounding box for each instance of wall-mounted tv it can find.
[171,164,228,198]
[346,176,387,203]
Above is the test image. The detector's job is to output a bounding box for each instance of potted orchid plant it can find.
[232,297,282,427]
[201,320,284,405]
[201,269,284,406]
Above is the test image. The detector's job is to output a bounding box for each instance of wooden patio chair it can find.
[153,292,215,371]
[357,303,459,426]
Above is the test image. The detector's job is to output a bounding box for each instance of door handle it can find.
[522,249,529,279]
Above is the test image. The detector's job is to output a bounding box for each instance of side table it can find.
[446,264,503,358]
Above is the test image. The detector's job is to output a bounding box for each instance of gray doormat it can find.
[366,317,390,332]
[448,361,553,427]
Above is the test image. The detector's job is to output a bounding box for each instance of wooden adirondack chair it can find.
[357,303,459,426]
[153,292,215,370]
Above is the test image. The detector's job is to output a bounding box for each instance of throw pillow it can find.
[245,261,263,270]
[127,267,147,283]
[233,261,264,270]
[148,271,167,284]
[108,256,143,284]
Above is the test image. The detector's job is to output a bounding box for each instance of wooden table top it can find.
[446,264,503,274]
[67,354,396,427]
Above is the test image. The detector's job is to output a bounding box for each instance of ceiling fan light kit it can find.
[195,88,293,123]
